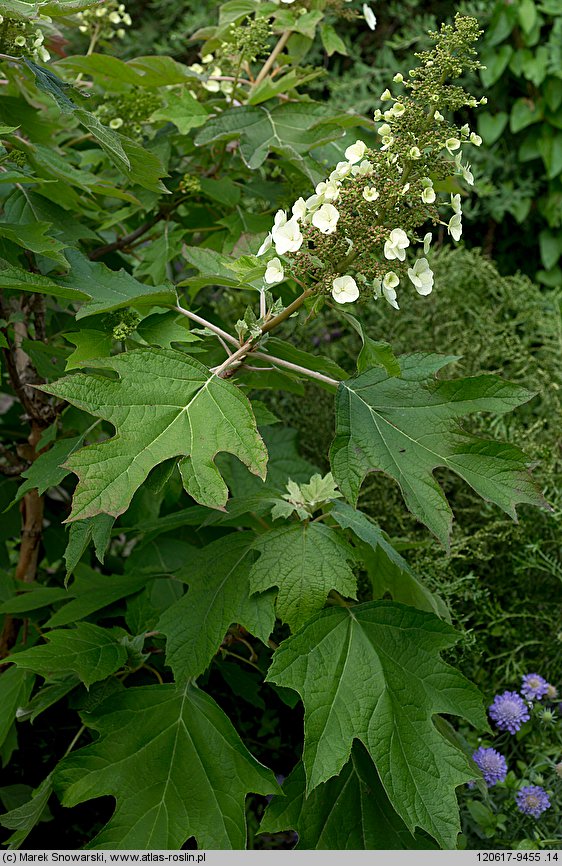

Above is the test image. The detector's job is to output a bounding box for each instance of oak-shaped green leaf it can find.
[0,221,67,266]
[266,601,487,848]
[39,348,268,520]
[54,251,176,319]
[330,354,545,545]
[10,622,127,688]
[151,89,208,134]
[12,435,85,504]
[53,684,279,849]
[195,102,350,171]
[158,533,275,684]
[249,523,356,631]
[0,264,88,301]
[46,564,149,628]
[331,501,447,618]
[260,745,436,849]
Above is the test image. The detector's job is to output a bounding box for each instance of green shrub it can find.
[269,245,562,688]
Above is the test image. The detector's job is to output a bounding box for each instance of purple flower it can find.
[521,673,549,701]
[472,747,508,787]
[516,785,551,818]
[489,691,530,734]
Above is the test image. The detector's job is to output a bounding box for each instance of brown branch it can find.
[89,213,164,261]
[0,291,53,661]
[0,421,46,661]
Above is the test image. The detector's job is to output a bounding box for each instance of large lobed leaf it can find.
[158,533,276,684]
[0,251,176,317]
[9,622,127,688]
[260,745,436,849]
[266,600,487,848]
[331,501,448,618]
[330,353,546,545]
[195,102,356,172]
[53,684,279,849]
[39,348,268,520]
[249,522,357,632]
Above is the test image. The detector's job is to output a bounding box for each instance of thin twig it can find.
[217,335,233,357]
[254,30,292,88]
[89,214,163,260]
[251,351,339,387]
[174,305,239,347]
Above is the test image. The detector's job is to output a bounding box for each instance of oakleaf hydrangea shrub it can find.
[0,0,552,853]
[461,673,561,848]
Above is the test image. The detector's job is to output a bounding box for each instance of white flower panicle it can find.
[254,16,483,311]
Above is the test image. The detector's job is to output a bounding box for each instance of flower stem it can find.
[173,305,239,347]
[254,30,291,88]
[251,351,339,388]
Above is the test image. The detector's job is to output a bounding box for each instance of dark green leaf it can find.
[158,533,275,683]
[331,501,448,618]
[54,250,177,319]
[250,522,356,631]
[330,353,545,545]
[10,622,128,687]
[47,564,149,628]
[53,684,279,848]
[261,746,437,849]
[0,775,53,850]
[39,348,268,519]
[267,601,487,847]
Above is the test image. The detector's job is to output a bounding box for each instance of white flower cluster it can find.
[256,135,442,311]
[0,14,50,62]
[189,54,233,96]
[77,3,132,40]
[373,81,483,191]
[257,138,373,261]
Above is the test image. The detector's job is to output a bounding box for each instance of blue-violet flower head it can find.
[489,691,530,733]
[472,747,507,787]
[516,785,551,818]
[521,673,549,701]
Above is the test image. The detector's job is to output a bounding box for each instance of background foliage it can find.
[0,0,560,853]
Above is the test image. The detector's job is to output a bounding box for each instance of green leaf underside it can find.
[13,436,85,503]
[10,622,128,688]
[46,566,150,628]
[158,533,275,684]
[0,775,53,850]
[330,353,545,545]
[249,522,357,631]
[266,601,487,848]
[55,251,176,319]
[53,684,279,849]
[64,514,114,576]
[260,746,436,849]
[330,501,447,618]
[195,102,350,170]
[39,348,268,520]
[0,668,34,752]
